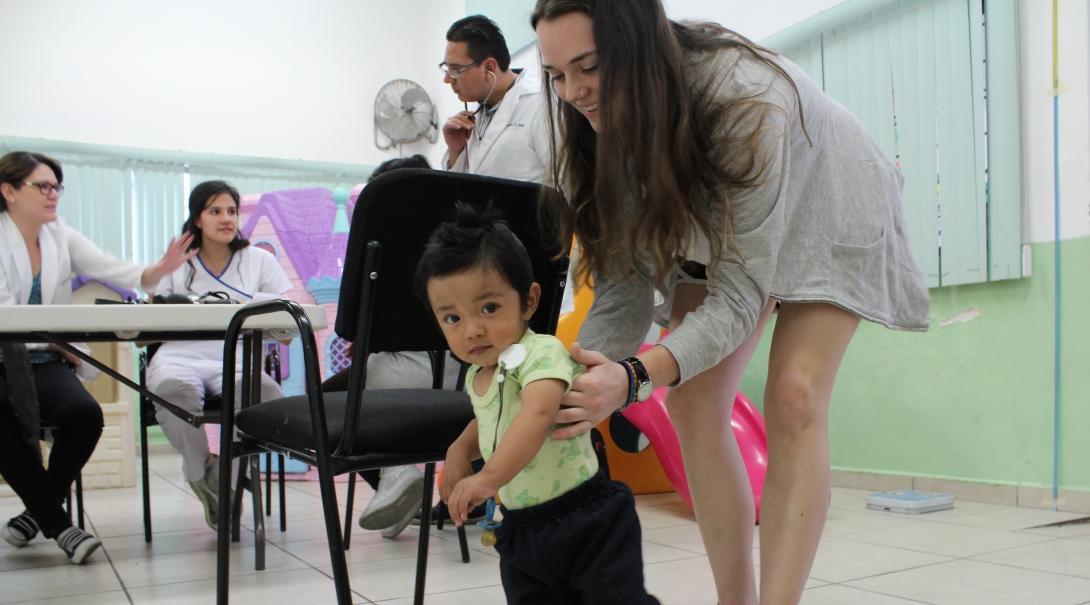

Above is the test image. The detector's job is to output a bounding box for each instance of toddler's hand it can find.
[439,452,473,504]
[447,474,497,527]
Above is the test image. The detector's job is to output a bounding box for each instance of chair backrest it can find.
[336,169,568,355]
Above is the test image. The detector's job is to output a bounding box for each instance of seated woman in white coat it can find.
[0,151,195,564]
[145,180,292,530]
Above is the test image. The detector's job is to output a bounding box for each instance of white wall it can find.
[0,0,467,170]
[1018,0,1090,242]
[4,0,1085,242]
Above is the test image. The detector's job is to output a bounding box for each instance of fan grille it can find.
[374,79,437,147]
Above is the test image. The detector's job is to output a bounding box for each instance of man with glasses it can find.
[439,14,549,181]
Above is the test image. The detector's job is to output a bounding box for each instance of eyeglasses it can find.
[438,59,483,79]
[23,181,65,196]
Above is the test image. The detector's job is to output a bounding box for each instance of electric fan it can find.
[374,79,439,150]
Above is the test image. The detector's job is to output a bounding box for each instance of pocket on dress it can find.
[831,228,889,303]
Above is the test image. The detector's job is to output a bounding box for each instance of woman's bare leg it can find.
[757,303,859,604]
[667,284,775,605]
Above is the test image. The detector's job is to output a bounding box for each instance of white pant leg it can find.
[359,351,464,489]
[147,359,214,483]
[365,351,463,390]
[205,367,284,407]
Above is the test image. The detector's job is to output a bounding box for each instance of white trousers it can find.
[147,358,282,482]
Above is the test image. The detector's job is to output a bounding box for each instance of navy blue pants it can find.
[496,472,660,605]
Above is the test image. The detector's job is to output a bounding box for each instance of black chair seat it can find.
[236,389,473,456]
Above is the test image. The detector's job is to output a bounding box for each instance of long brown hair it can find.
[531,0,806,286]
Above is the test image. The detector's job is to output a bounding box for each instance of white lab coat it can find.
[145,245,292,482]
[0,212,143,307]
[149,246,293,364]
[444,70,576,315]
[446,69,551,183]
[0,212,143,377]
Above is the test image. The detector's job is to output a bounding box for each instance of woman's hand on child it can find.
[447,474,498,527]
[553,342,628,440]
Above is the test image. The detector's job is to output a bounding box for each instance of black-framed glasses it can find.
[23,180,64,196]
[438,59,483,78]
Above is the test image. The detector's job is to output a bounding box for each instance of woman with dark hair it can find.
[531,2,930,604]
[0,151,194,563]
[145,180,292,530]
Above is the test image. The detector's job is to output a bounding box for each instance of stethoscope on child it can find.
[478,342,527,547]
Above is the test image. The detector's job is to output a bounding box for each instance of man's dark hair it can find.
[446,15,511,72]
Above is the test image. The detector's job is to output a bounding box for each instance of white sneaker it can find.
[358,465,424,530]
[380,502,417,539]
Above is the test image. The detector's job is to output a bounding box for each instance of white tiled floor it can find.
[3,453,1090,604]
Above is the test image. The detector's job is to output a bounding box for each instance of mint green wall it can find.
[739,236,1090,490]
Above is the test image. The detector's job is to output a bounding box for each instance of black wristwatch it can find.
[622,356,654,403]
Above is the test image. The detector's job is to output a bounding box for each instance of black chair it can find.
[137,344,286,552]
[215,169,568,605]
[39,426,85,530]
[338,351,472,551]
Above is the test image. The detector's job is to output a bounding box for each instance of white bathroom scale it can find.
[866,490,955,514]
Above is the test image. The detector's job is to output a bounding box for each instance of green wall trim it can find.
[739,235,1090,491]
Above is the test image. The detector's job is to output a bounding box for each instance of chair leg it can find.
[216,425,235,605]
[249,456,266,571]
[232,459,246,543]
[457,524,470,563]
[314,453,352,604]
[264,453,272,517]
[140,420,153,543]
[75,473,85,530]
[342,472,356,549]
[278,454,287,532]
[414,463,436,605]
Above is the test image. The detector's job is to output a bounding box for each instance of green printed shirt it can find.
[467,330,598,509]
